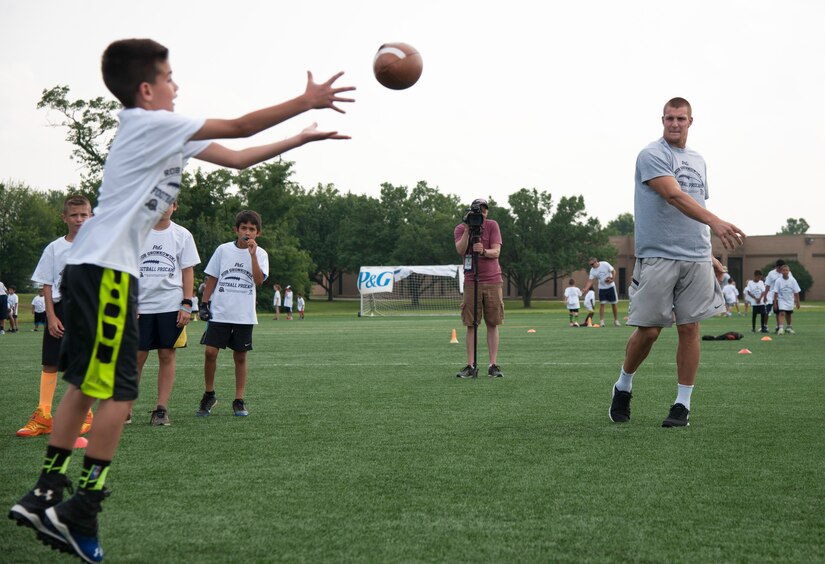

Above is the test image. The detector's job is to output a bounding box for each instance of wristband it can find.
[180,306,193,314]
[181,298,193,306]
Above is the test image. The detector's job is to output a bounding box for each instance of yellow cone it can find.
[450,329,459,344]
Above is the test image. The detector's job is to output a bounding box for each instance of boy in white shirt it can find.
[722,279,741,317]
[583,289,596,327]
[744,270,767,333]
[563,279,582,327]
[30,289,47,331]
[197,210,269,418]
[772,265,801,334]
[10,38,353,562]
[136,201,199,426]
[297,293,306,320]
[17,196,94,439]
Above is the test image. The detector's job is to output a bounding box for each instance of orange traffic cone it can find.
[450,329,459,344]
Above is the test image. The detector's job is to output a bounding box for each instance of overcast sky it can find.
[2,0,823,236]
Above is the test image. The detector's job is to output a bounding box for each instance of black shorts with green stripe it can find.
[59,264,139,401]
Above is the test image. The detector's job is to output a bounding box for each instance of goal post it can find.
[358,265,464,317]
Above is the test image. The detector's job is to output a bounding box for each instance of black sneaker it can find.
[40,489,109,563]
[609,386,632,423]
[196,393,217,417]
[455,365,477,378]
[149,407,171,426]
[124,411,132,425]
[662,403,690,427]
[488,364,503,378]
[8,473,73,540]
[232,399,249,417]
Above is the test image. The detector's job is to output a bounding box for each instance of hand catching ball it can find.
[373,42,423,90]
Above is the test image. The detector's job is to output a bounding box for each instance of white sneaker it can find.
[614,320,621,327]
[777,327,785,335]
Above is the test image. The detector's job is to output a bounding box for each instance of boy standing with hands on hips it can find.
[9,38,354,563]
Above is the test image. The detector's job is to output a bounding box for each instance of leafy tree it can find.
[392,181,462,265]
[338,194,388,270]
[37,85,119,197]
[605,212,635,236]
[498,188,613,307]
[777,218,809,235]
[0,182,62,289]
[292,183,349,301]
[762,260,813,299]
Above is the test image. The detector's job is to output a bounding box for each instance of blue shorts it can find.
[139,311,185,350]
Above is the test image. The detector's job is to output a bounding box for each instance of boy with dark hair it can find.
[135,201,199,426]
[9,38,354,562]
[197,210,268,417]
[16,195,94,438]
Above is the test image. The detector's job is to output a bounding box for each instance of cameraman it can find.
[453,198,504,378]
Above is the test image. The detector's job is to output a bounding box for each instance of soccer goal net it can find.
[358,265,463,317]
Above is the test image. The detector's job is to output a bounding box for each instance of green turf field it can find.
[2,300,824,563]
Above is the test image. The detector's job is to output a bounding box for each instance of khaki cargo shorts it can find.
[461,283,504,326]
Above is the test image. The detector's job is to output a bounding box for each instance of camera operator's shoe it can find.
[488,364,503,378]
[455,365,477,378]
[41,488,109,563]
[150,407,171,426]
[9,472,73,540]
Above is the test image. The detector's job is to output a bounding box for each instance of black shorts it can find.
[282,306,292,313]
[34,311,47,324]
[41,301,64,366]
[200,321,253,352]
[59,265,139,401]
[0,295,7,320]
[139,311,184,350]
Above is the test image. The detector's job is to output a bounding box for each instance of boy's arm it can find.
[201,276,218,304]
[190,71,354,141]
[195,123,349,170]
[177,267,195,327]
[43,285,64,338]
[246,239,265,286]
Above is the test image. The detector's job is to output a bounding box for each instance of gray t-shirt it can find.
[634,137,711,261]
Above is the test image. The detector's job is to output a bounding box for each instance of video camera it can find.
[463,202,485,229]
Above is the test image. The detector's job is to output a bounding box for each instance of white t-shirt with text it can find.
[204,242,269,325]
[137,222,200,314]
[589,261,616,290]
[67,109,208,277]
[772,276,801,311]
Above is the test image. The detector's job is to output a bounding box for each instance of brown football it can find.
[373,42,423,90]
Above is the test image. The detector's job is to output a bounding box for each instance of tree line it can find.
[2,86,810,308]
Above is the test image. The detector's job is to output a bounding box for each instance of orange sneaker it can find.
[80,409,94,435]
[16,408,52,437]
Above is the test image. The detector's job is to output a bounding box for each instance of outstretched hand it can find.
[710,219,746,251]
[305,71,356,113]
[300,122,351,143]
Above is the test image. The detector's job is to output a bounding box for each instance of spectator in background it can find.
[581,258,621,327]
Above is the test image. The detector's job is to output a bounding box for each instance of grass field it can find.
[2,299,824,563]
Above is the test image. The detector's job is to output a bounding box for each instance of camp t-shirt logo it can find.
[145,158,182,215]
[675,160,705,197]
[139,243,177,279]
[217,263,255,295]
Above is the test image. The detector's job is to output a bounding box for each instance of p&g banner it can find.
[357,267,395,295]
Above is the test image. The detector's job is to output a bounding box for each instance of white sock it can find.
[615,368,634,392]
[676,384,694,410]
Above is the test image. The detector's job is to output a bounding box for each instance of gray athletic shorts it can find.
[627,258,725,328]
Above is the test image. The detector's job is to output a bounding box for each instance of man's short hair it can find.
[235,210,263,232]
[63,194,91,214]
[663,97,692,117]
[775,259,785,268]
[754,269,763,277]
[102,39,169,107]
